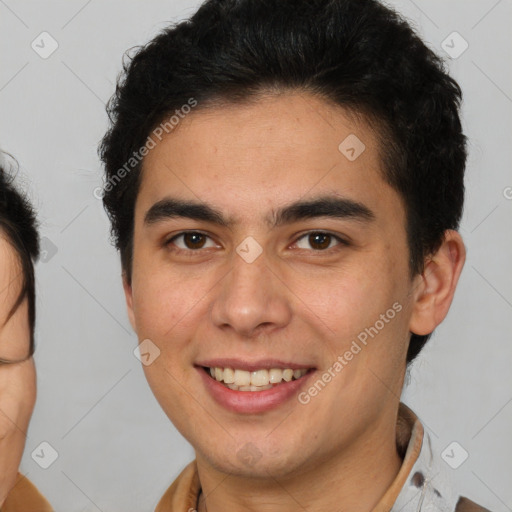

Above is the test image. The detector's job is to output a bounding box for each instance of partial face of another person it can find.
[0,235,36,505]
[123,92,461,479]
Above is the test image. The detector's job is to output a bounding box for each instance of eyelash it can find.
[164,230,349,255]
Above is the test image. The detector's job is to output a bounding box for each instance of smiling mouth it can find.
[202,366,312,391]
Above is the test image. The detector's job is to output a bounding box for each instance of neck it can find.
[196,410,403,512]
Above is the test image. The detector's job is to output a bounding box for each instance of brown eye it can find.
[183,232,206,249]
[308,232,331,250]
[294,231,347,251]
[167,231,217,251]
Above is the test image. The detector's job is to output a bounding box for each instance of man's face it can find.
[125,92,417,478]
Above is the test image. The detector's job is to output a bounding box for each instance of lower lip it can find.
[197,367,315,414]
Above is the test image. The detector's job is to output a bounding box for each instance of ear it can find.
[409,230,466,336]
[122,272,137,332]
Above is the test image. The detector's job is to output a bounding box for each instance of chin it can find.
[198,436,315,480]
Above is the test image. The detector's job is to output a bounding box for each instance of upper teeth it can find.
[209,367,308,388]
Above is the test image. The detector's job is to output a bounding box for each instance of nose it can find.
[210,250,292,338]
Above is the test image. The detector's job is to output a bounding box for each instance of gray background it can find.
[0,0,511,511]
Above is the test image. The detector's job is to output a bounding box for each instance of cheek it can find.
[287,258,398,335]
[295,252,409,368]
[131,236,179,332]
[131,266,206,338]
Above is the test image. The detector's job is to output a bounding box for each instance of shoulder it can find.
[456,496,492,512]
[155,461,200,512]
[1,473,53,512]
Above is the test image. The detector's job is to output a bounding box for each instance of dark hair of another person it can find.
[0,162,40,361]
[99,0,467,365]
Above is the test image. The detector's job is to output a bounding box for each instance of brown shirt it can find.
[155,403,491,512]
[1,473,52,512]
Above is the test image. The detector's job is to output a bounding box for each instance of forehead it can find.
[136,92,398,224]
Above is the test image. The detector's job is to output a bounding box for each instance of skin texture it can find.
[0,235,36,506]
[123,92,465,512]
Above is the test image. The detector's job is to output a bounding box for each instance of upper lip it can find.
[196,358,316,372]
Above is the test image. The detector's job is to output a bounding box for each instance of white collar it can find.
[392,415,459,512]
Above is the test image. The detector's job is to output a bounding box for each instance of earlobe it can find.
[409,230,466,336]
[122,272,137,332]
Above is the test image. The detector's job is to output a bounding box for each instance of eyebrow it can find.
[143,195,375,228]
